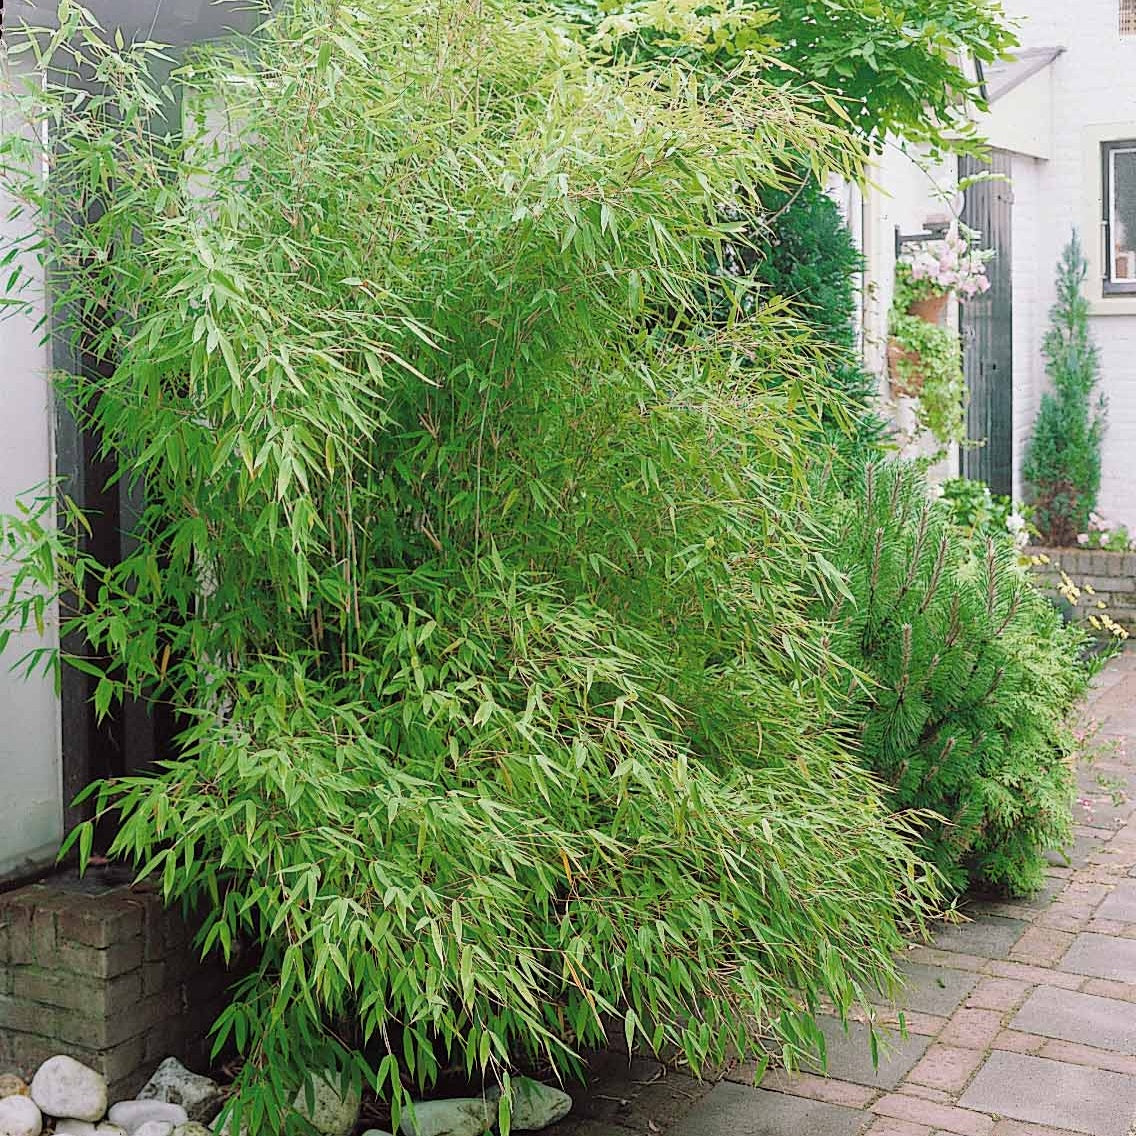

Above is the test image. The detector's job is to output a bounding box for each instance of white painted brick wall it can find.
[1001,0,1136,526]
[0,61,63,878]
[1010,154,1046,496]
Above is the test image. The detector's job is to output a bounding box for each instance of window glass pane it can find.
[1112,149,1136,281]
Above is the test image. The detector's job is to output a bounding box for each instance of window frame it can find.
[1102,139,1136,295]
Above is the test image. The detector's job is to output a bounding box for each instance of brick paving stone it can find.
[1058,932,1136,982]
[1011,985,1136,1052]
[937,1008,1004,1050]
[891,1012,950,1037]
[899,1083,954,1104]
[740,1069,876,1109]
[992,1030,1045,1054]
[1074,795,1132,830]
[958,1051,1136,1136]
[1063,882,1112,906]
[1079,975,1136,1002]
[986,960,1082,990]
[1081,865,1128,884]
[907,948,989,972]
[848,1006,947,1036]
[933,916,1028,960]
[1084,917,1131,935]
[1008,927,1075,967]
[674,1082,868,1136]
[1021,877,1067,910]
[1045,830,1108,870]
[870,1093,993,1136]
[906,1045,986,1093]
[966,977,1032,1012]
[865,1121,933,1136]
[1037,1038,1136,1076]
[978,901,1043,920]
[1035,907,1094,933]
[608,1068,710,1132]
[1095,881,1136,922]
[893,964,979,1017]
[801,1018,930,1089]
[989,1123,1085,1136]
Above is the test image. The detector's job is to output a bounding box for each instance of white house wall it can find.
[0,58,63,879]
[863,142,960,475]
[1009,153,1047,498]
[983,66,1055,162]
[991,0,1136,524]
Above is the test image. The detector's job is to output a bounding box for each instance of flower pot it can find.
[887,339,924,398]
[907,292,950,325]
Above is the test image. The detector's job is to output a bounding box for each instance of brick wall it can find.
[1030,547,1136,630]
[0,872,231,1100]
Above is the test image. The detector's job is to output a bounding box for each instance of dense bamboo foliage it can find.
[0,3,940,1131]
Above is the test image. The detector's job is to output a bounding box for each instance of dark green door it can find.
[959,150,1014,496]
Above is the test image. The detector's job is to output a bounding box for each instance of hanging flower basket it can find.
[887,338,924,397]
[906,292,950,325]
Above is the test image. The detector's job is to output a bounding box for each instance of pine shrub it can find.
[823,462,1090,897]
[0,2,938,1129]
[1024,233,1106,546]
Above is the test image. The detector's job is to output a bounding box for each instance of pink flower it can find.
[1077,533,1090,544]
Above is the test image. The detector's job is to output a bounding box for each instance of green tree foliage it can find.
[553,0,1017,152]
[752,178,888,454]
[823,462,1090,897]
[1024,233,1106,546]
[765,0,1017,151]
[0,2,938,1130]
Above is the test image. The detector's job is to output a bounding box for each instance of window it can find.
[1103,141,1136,294]
[1123,0,1136,36]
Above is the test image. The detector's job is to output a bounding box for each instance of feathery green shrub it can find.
[1024,233,1106,546]
[753,178,889,456]
[0,2,938,1130]
[823,462,1090,897]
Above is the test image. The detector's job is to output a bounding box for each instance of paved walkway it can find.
[555,649,1136,1136]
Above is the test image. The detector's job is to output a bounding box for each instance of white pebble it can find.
[0,1095,42,1136]
[107,1103,188,1134]
[29,1057,106,1123]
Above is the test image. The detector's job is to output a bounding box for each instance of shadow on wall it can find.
[4,0,266,46]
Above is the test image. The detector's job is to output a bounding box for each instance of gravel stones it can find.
[132,1123,174,1136]
[399,1099,493,1136]
[400,1079,573,1136]
[292,1074,360,1136]
[107,1102,188,1133]
[29,1057,107,1123]
[138,1061,223,1124]
[0,1080,28,1102]
[498,1079,572,1130]
[53,1123,127,1136]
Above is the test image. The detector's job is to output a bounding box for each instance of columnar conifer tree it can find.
[1024,233,1106,545]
